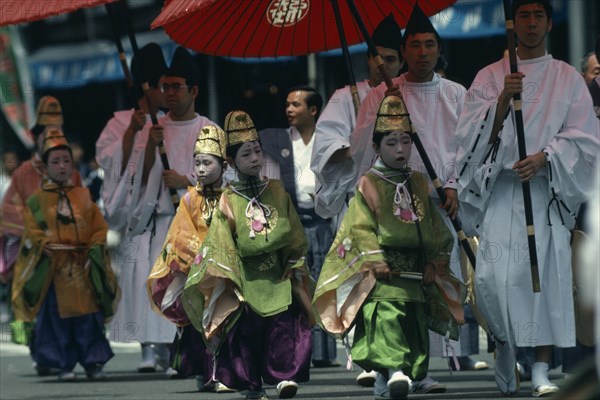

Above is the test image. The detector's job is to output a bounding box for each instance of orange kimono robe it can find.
[147,187,221,326]
[12,182,118,322]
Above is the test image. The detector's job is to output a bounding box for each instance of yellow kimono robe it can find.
[12,183,118,322]
[147,187,221,326]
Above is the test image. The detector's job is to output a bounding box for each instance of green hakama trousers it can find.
[351,299,429,381]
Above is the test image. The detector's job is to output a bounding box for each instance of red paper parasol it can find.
[0,0,119,27]
[151,0,457,58]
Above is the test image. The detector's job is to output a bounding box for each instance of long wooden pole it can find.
[105,2,134,108]
[502,0,540,292]
[330,0,360,117]
[346,0,477,268]
[118,0,179,207]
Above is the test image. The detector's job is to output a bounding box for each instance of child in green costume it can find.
[313,95,464,399]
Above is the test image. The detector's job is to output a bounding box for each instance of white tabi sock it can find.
[531,362,552,388]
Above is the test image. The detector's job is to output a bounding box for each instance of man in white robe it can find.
[455,0,599,396]
[96,43,175,373]
[310,14,402,229]
[123,47,217,374]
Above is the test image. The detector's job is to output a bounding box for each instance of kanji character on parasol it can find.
[150,0,457,114]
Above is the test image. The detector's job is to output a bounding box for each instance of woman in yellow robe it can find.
[11,128,118,382]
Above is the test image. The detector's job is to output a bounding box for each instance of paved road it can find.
[1,325,569,400]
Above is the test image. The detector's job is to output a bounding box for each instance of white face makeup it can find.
[376,131,412,170]
[45,148,72,184]
[194,153,223,186]
[233,141,264,178]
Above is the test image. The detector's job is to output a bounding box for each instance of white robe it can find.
[311,80,372,220]
[95,110,161,343]
[108,112,215,343]
[352,73,470,356]
[133,113,216,343]
[455,54,600,348]
[97,110,141,232]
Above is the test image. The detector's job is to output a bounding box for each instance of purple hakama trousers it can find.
[33,285,113,372]
[212,302,312,391]
[169,324,211,378]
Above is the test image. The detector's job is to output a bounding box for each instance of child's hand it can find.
[422,262,437,285]
[281,268,294,281]
[369,261,391,282]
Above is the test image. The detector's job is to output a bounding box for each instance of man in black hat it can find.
[96,42,173,374]
[311,14,403,230]
[97,42,167,229]
[351,3,490,396]
[122,46,218,376]
[456,0,599,396]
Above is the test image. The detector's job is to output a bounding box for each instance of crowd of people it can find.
[1,1,599,399]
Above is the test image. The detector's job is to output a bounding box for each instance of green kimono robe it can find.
[183,179,314,342]
[313,166,465,340]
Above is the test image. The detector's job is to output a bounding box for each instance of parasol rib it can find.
[105,3,134,107]
[331,0,360,116]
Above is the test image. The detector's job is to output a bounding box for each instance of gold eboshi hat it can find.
[374,95,412,133]
[195,125,227,159]
[42,127,70,157]
[36,96,63,126]
[223,110,259,147]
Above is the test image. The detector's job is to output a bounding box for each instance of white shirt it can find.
[290,126,316,209]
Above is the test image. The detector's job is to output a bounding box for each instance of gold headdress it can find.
[42,127,70,157]
[374,95,412,133]
[223,110,259,147]
[36,96,63,126]
[195,125,227,159]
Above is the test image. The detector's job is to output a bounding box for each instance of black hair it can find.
[42,145,73,165]
[372,130,413,148]
[226,140,262,162]
[402,31,442,48]
[2,147,19,156]
[512,0,553,19]
[226,143,243,161]
[286,85,323,118]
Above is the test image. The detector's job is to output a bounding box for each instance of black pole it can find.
[105,2,135,108]
[346,0,477,268]
[411,134,477,267]
[345,0,393,88]
[502,0,540,292]
[330,0,360,116]
[118,0,179,207]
